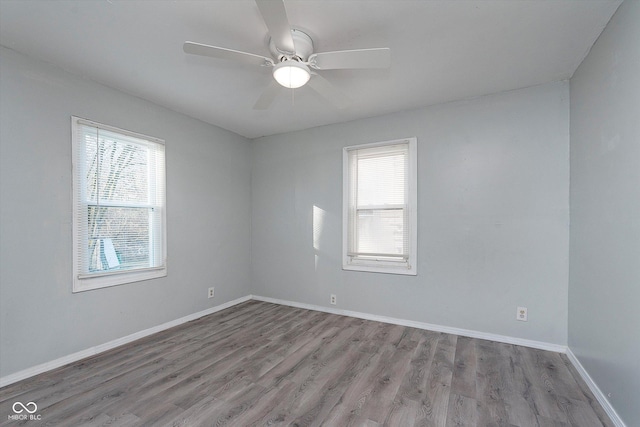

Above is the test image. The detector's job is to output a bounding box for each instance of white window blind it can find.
[343,138,417,275]
[72,117,167,291]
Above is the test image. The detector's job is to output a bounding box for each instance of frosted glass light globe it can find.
[273,61,311,89]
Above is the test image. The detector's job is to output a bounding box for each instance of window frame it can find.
[71,116,167,292]
[342,137,417,275]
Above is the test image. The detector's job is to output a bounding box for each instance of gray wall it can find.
[252,81,570,345]
[0,47,252,377]
[569,1,640,424]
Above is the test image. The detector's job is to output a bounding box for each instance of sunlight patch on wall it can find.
[313,205,326,251]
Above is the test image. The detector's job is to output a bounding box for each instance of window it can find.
[72,117,166,292]
[343,137,417,275]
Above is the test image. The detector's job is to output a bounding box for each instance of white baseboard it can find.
[565,348,626,427]
[251,295,567,353]
[0,295,251,388]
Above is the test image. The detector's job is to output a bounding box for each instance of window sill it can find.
[73,267,167,292]
[342,263,416,276]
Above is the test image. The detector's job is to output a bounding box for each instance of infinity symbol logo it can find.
[12,401,38,414]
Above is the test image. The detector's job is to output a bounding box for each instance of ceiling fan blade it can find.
[184,41,274,67]
[253,80,282,110]
[255,0,295,55]
[307,75,350,109]
[309,48,391,70]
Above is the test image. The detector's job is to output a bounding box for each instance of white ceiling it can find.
[0,0,621,139]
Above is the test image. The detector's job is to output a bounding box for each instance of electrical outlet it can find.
[208,287,215,299]
[517,306,528,321]
[330,294,337,305]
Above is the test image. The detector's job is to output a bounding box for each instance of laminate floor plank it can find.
[510,345,572,425]
[475,340,513,426]
[264,319,362,389]
[516,346,614,427]
[409,332,457,424]
[496,343,540,427]
[218,380,298,427]
[255,317,360,389]
[163,394,227,426]
[277,319,382,426]
[381,397,425,427]
[352,341,417,424]
[559,353,614,427]
[450,336,477,399]
[394,329,441,402]
[536,414,571,427]
[286,344,379,426]
[445,393,479,427]
[320,343,400,427]
[235,310,339,383]
[0,301,614,426]
[519,347,585,402]
[321,331,420,426]
[369,341,419,424]
[558,395,610,427]
[210,382,270,426]
[383,332,457,426]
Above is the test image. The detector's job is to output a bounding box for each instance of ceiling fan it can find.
[183,0,391,110]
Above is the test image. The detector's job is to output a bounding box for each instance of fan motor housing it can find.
[270,29,314,62]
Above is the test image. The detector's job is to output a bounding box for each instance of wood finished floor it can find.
[0,301,612,426]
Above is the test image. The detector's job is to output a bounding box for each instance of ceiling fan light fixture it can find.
[273,61,311,88]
